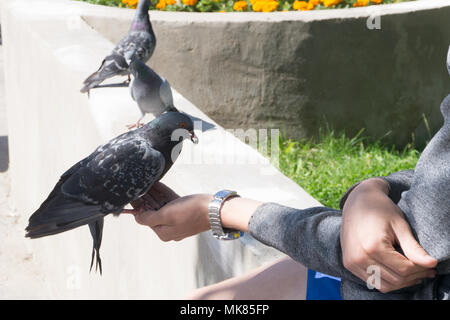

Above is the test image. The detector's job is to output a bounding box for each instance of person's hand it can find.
[126,185,261,241]
[126,183,213,241]
[128,182,181,212]
[340,178,438,293]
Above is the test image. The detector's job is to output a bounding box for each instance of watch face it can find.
[215,190,235,199]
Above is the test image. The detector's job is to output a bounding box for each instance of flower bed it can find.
[77,0,414,12]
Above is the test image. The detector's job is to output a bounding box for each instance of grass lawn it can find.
[278,129,420,209]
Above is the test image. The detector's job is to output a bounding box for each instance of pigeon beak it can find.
[190,131,198,144]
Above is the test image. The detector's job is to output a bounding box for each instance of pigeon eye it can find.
[179,122,186,128]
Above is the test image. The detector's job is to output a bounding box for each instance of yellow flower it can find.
[322,0,342,7]
[371,0,383,3]
[233,0,248,11]
[292,0,307,10]
[182,0,198,5]
[122,0,139,8]
[166,0,176,4]
[252,0,264,11]
[292,1,308,10]
[309,0,320,5]
[156,0,166,9]
[262,0,278,12]
[306,2,316,10]
[353,0,368,6]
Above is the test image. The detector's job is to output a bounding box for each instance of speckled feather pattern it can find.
[113,30,155,67]
[61,131,165,214]
[25,112,195,273]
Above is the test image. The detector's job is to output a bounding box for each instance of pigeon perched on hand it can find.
[80,0,156,94]
[128,58,177,129]
[25,112,198,274]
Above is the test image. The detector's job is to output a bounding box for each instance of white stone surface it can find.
[0,0,322,299]
[0,42,49,299]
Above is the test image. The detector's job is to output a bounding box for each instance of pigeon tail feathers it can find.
[89,218,104,275]
[26,193,104,239]
[80,70,104,93]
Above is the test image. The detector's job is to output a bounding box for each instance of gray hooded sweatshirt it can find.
[248,93,450,300]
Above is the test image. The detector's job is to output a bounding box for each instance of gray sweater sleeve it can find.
[339,170,414,210]
[248,170,414,284]
[248,203,362,284]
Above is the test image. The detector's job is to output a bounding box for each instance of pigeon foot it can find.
[122,208,144,215]
[126,119,144,130]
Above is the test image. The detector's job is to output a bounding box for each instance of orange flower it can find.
[353,0,369,7]
[306,2,315,10]
[182,0,198,5]
[262,0,278,12]
[371,0,383,3]
[322,0,342,7]
[156,0,166,9]
[233,0,248,11]
[292,0,308,10]
[252,0,264,11]
[122,0,139,8]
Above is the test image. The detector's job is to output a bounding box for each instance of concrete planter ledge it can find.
[79,0,450,147]
[39,0,450,22]
[1,0,323,299]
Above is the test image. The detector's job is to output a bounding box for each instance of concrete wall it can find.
[1,0,321,298]
[80,0,450,148]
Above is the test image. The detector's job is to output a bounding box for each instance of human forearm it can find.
[220,196,263,232]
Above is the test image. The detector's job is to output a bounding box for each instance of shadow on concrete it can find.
[195,233,228,288]
[0,136,9,172]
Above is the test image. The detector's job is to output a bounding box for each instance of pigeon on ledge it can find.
[25,112,198,274]
[128,58,177,129]
[80,0,156,94]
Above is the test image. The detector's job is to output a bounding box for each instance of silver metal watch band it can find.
[208,190,243,240]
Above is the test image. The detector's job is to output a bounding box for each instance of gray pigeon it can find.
[80,0,156,93]
[25,112,198,274]
[128,58,177,128]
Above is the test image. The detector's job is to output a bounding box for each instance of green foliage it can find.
[196,0,226,12]
[75,0,128,7]
[278,129,420,209]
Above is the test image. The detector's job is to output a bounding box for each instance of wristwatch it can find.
[208,190,244,240]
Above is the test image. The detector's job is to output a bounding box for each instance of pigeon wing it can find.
[114,31,155,64]
[80,54,129,92]
[159,77,174,110]
[61,136,165,214]
[92,54,129,80]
